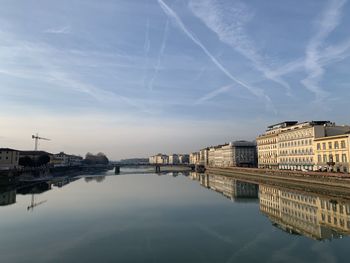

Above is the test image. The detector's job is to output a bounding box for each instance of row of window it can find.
[280,139,313,148]
[317,154,348,163]
[279,148,313,156]
[257,138,277,145]
[320,200,350,214]
[321,214,350,229]
[279,157,314,163]
[317,140,346,150]
[279,129,313,141]
[281,192,317,204]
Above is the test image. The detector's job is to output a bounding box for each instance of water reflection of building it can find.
[259,184,350,240]
[190,172,201,181]
[0,189,16,206]
[84,176,106,183]
[200,173,258,202]
[318,197,350,235]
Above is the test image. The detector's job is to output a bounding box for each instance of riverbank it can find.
[206,167,350,198]
[0,164,114,180]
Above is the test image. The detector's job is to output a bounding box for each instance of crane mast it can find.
[32,133,51,151]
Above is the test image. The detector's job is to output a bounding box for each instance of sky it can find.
[0,0,350,160]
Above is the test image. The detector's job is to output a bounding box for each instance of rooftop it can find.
[0,148,19,152]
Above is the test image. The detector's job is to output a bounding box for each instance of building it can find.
[189,152,200,165]
[257,121,350,171]
[149,154,169,164]
[257,121,297,169]
[52,152,83,167]
[168,154,179,165]
[19,150,53,161]
[207,141,257,168]
[0,148,20,170]
[278,121,350,171]
[178,154,189,164]
[118,158,149,165]
[314,133,350,173]
[199,148,209,166]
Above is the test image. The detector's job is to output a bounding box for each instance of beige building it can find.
[0,148,20,170]
[278,121,350,171]
[199,148,209,166]
[257,122,297,169]
[189,152,200,165]
[149,154,169,164]
[314,133,350,173]
[168,154,179,164]
[258,121,350,171]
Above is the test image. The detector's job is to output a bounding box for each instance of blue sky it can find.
[1,0,350,159]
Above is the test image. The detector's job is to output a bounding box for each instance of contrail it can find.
[157,0,272,105]
[195,84,232,104]
[148,19,169,91]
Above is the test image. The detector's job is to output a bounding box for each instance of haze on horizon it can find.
[1,0,350,160]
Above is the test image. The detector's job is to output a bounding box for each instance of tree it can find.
[19,156,34,167]
[83,152,109,165]
[36,154,50,166]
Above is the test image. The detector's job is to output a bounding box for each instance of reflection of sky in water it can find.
[0,172,350,263]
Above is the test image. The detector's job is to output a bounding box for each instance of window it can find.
[341,140,346,149]
[317,143,321,150]
[335,154,340,162]
[335,141,339,149]
[323,155,327,162]
[322,143,326,150]
[328,142,332,149]
[329,154,333,162]
[342,154,347,163]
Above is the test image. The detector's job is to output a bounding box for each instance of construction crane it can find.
[32,133,51,151]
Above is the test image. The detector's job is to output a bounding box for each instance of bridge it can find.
[112,163,205,174]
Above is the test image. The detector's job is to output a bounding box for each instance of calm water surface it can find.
[1,169,350,263]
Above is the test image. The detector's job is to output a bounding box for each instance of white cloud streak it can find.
[189,0,292,95]
[302,0,348,100]
[157,0,273,107]
[195,84,232,104]
[144,19,151,53]
[148,19,169,91]
[45,26,71,34]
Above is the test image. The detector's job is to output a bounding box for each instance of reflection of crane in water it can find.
[27,194,47,211]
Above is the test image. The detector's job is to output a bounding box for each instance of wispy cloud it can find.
[157,0,273,108]
[0,30,154,113]
[302,0,347,101]
[195,84,232,104]
[45,26,71,34]
[189,0,292,95]
[148,19,169,91]
[144,19,151,53]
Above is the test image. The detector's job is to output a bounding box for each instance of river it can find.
[1,168,349,262]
